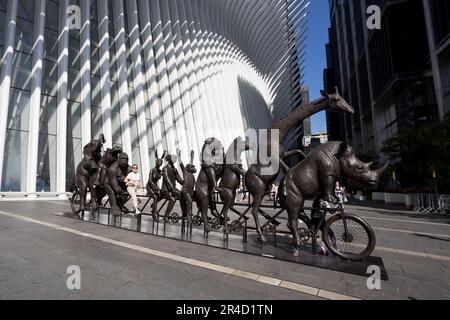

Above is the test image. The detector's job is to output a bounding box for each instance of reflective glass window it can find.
[11,51,32,91]
[37,133,57,192]
[1,130,28,191]
[7,88,30,131]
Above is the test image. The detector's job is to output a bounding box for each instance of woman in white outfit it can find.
[125,164,142,217]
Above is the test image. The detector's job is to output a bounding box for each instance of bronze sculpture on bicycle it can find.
[104,152,131,217]
[278,141,388,259]
[74,134,106,212]
[161,153,184,221]
[145,150,167,222]
[195,137,225,233]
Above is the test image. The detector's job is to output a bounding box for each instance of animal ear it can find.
[190,150,194,164]
[161,151,167,160]
[336,142,348,158]
[320,90,329,98]
[155,149,159,160]
[334,87,340,95]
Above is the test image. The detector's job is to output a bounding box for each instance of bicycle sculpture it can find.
[245,87,355,242]
[74,134,106,212]
[218,136,254,237]
[68,88,388,262]
[104,152,131,216]
[161,153,183,221]
[195,137,225,233]
[88,145,123,211]
[278,142,388,259]
[177,149,197,224]
[145,150,167,222]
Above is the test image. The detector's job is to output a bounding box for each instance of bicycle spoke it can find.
[327,216,371,255]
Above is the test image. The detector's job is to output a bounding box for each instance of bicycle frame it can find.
[297,204,347,251]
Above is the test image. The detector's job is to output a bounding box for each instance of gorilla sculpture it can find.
[104,152,131,216]
[89,145,123,210]
[75,134,106,211]
[94,145,123,186]
[278,142,388,254]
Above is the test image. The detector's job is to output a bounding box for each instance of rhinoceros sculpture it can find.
[278,141,388,254]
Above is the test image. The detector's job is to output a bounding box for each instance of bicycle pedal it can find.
[271,220,281,227]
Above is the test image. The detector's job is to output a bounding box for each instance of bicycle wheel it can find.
[70,191,83,214]
[322,214,376,261]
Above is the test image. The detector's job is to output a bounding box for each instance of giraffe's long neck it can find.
[271,96,329,145]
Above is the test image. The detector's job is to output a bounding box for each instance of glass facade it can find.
[0,0,308,194]
[324,0,443,158]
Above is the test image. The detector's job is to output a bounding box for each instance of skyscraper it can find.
[324,0,449,161]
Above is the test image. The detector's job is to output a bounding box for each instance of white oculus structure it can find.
[0,0,309,198]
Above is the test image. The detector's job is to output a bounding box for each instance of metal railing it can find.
[410,194,450,215]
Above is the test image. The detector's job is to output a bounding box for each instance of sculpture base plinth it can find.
[54,209,388,281]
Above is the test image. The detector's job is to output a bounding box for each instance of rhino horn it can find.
[373,162,389,180]
[365,161,374,169]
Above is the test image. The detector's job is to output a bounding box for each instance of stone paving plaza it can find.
[0,199,449,300]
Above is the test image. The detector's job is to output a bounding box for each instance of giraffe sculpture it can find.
[244,87,355,242]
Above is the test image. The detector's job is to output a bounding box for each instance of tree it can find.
[381,114,450,194]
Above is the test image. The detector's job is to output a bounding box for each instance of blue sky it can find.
[303,0,330,134]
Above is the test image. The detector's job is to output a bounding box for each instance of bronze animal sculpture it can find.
[145,150,167,221]
[218,136,253,236]
[278,142,388,255]
[195,137,225,233]
[201,137,225,194]
[94,145,123,187]
[104,152,131,216]
[245,88,355,242]
[177,149,196,223]
[75,134,106,211]
[89,145,123,210]
[161,153,183,221]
